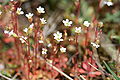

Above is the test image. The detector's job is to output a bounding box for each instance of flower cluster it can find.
[15,6,45,21]
[53,31,63,42]
[2,3,105,80]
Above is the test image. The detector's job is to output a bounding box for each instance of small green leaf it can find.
[7,63,18,69]
[0,71,11,78]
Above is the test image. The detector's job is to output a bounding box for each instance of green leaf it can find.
[103,11,120,23]
[0,0,9,5]
[0,71,11,78]
[7,63,18,69]
[103,61,120,80]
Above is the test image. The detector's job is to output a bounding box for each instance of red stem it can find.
[34,23,40,71]
[75,34,79,55]
[84,27,89,61]
[11,3,21,64]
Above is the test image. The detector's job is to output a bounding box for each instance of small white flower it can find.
[19,36,27,43]
[4,30,17,37]
[0,11,2,15]
[53,31,62,39]
[75,27,81,33]
[23,28,28,33]
[104,1,113,6]
[107,2,113,6]
[39,40,44,43]
[4,30,9,34]
[25,13,34,19]
[16,8,24,15]
[83,21,90,27]
[37,6,45,14]
[91,42,100,48]
[29,23,34,29]
[10,0,13,1]
[60,47,66,53]
[47,43,52,47]
[62,19,72,26]
[53,31,63,42]
[42,48,47,54]
[40,18,47,24]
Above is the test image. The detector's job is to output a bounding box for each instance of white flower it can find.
[107,2,113,6]
[29,23,34,29]
[0,11,2,15]
[104,1,113,6]
[25,13,34,19]
[40,18,47,24]
[91,42,100,48]
[42,48,47,54]
[60,47,66,53]
[4,30,9,34]
[23,28,28,33]
[47,43,52,47]
[37,6,45,14]
[53,31,62,39]
[16,8,24,15]
[75,27,81,33]
[62,19,72,26]
[53,31,63,42]
[19,36,27,43]
[83,21,90,27]
[4,30,17,37]
[39,40,44,43]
